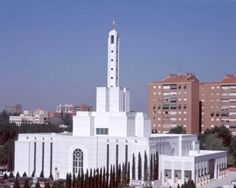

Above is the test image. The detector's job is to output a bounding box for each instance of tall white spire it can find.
[107,21,119,87]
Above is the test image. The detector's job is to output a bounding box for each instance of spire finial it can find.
[112,21,116,30]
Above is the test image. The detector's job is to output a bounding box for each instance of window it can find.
[111,77,113,79]
[73,149,83,175]
[96,128,109,135]
[111,35,114,44]
[111,68,113,70]
[111,59,113,62]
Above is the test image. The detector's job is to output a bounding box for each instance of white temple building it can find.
[14,22,227,187]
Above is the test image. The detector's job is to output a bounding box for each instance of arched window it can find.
[73,149,83,174]
[111,35,114,44]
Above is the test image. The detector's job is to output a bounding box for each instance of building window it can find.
[73,149,83,175]
[111,35,114,44]
[111,68,113,70]
[111,59,113,62]
[111,77,113,79]
[96,128,108,135]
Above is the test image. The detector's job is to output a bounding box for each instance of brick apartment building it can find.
[200,74,236,134]
[148,73,199,134]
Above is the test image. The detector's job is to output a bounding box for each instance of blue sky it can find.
[0,0,236,112]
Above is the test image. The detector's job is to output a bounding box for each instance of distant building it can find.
[149,73,200,134]
[9,109,48,126]
[200,74,236,134]
[56,104,92,114]
[4,104,22,114]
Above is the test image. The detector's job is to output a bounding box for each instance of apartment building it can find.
[149,73,199,134]
[200,74,236,134]
[56,104,92,115]
[5,104,22,114]
[9,109,48,126]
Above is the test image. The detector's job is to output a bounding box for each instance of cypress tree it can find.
[109,166,113,188]
[99,168,103,188]
[150,154,153,181]
[13,178,20,188]
[127,162,130,185]
[80,169,84,188]
[31,171,35,178]
[16,172,20,178]
[89,169,93,188]
[85,170,89,188]
[72,174,76,188]
[144,151,148,181]
[102,167,106,188]
[132,154,135,180]
[23,178,30,188]
[66,173,72,188]
[35,181,41,188]
[138,152,142,180]
[49,172,53,180]
[112,165,116,188]
[9,171,14,178]
[106,166,109,188]
[3,173,8,180]
[40,170,44,178]
[22,172,27,177]
[95,168,98,188]
[153,151,159,180]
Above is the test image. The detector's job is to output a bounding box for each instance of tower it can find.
[96,21,130,112]
[107,21,119,88]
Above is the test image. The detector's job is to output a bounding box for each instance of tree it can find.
[3,173,8,180]
[144,151,148,181]
[150,154,153,181]
[229,135,236,166]
[40,170,44,178]
[16,172,20,178]
[9,171,14,178]
[66,173,72,188]
[22,172,27,177]
[23,178,30,188]
[35,181,41,188]
[206,133,227,150]
[127,162,130,185]
[169,126,186,134]
[132,154,135,180]
[138,152,142,180]
[13,178,20,188]
[153,152,159,180]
